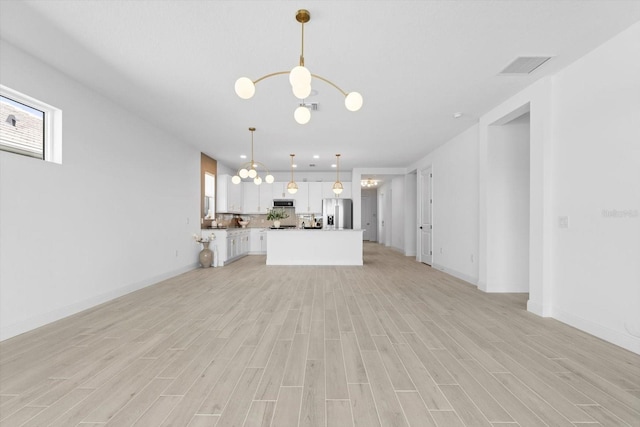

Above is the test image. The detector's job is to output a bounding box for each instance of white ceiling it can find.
[2,1,639,173]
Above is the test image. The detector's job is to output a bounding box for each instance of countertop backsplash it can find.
[203,213,297,229]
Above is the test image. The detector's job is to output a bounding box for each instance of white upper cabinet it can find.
[259,185,272,214]
[242,182,273,214]
[217,174,243,213]
[242,182,260,214]
[295,182,323,214]
[307,182,323,214]
[293,182,309,213]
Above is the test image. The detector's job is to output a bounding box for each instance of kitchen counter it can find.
[266,229,363,266]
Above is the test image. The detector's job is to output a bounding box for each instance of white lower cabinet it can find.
[206,229,250,266]
[249,228,267,254]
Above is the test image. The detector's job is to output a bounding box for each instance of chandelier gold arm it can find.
[253,71,289,85]
[236,160,271,174]
[311,74,348,97]
[251,72,348,97]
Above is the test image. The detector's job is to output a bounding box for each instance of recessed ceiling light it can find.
[313,154,319,159]
[453,112,462,119]
[331,164,337,168]
[240,154,247,159]
[293,164,297,168]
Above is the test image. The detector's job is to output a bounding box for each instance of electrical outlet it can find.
[470,254,474,262]
[186,217,189,224]
[440,247,443,254]
[175,250,178,257]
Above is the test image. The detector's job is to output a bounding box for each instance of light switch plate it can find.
[558,216,569,229]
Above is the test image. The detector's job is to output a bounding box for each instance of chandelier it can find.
[287,154,298,194]
[332,154,343,195]
[361,178,378,188]
[234,9,363,125]
[231,127,274,185]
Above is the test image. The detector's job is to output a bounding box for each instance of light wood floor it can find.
[1,243,639,426]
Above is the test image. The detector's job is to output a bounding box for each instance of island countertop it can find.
[266,228,364,265]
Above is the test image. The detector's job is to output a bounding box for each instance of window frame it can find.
[0,85,62,164]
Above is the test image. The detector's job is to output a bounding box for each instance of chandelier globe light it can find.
[332,154,343,195]
[231,127,274,186]
[287,154,298,194]
[234,9,363,124]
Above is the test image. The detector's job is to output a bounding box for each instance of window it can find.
[0,85,62,163]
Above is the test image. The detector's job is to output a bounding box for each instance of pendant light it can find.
[231,127,274,186]
[287,154,298,194]
[332,154,343,195]
[234,9,363,125]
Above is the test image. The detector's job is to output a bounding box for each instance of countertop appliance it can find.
[322,198,353,230]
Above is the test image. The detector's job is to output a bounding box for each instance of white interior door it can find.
[420,168,433,265]
[361,195,377,241]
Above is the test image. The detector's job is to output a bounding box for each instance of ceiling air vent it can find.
[499,56,552,75]
[299,102,319,111]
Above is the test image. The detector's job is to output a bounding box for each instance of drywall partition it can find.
[486,116,531,292]
[550,21,640,353]
[0,40,201,340]
[391,176,405,251]
[409,124,479,285]
[479,78,553,317]
[403,172,417,256]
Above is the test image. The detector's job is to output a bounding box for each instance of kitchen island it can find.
[266,229,364,266]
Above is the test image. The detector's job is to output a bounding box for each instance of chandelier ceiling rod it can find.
[287,154,298,194]
[333,154,343,195]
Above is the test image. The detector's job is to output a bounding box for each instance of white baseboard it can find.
[432,263,478,286]
[481,281,529,293]
[0,263,198,342]
[553,307,640,355]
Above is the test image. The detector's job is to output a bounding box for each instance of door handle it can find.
[419,226,423,229]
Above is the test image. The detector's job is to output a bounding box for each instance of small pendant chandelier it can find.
[234,9,363,125]
[287,154,298,194]
[231,127,274,186]
[332,154,343,195]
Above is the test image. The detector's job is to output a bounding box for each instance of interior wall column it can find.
[478,77,554,316]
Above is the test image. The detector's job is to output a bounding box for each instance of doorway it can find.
[486,112,531,292]
[361,189,378,241]
[420,167,433,265]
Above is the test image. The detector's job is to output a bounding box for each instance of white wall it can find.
[550,22,640,352]
[0,40,201,340]
[403,173,417,256]
[410,125,480,284]
[486,118,530,292]
[391,176,405,251]
[411,22,639,353]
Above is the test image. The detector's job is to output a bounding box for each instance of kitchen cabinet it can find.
[217,174,243,213]
[293,182,308,212]
[242,182,259,213]
[308,182,323,214]
[294,182,322,214]
[243,182,273,214]
[206,229,250,265]
[249,228,267,254]
[321,181,352,200]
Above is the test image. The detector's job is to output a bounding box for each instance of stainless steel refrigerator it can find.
[322,198,353,229]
